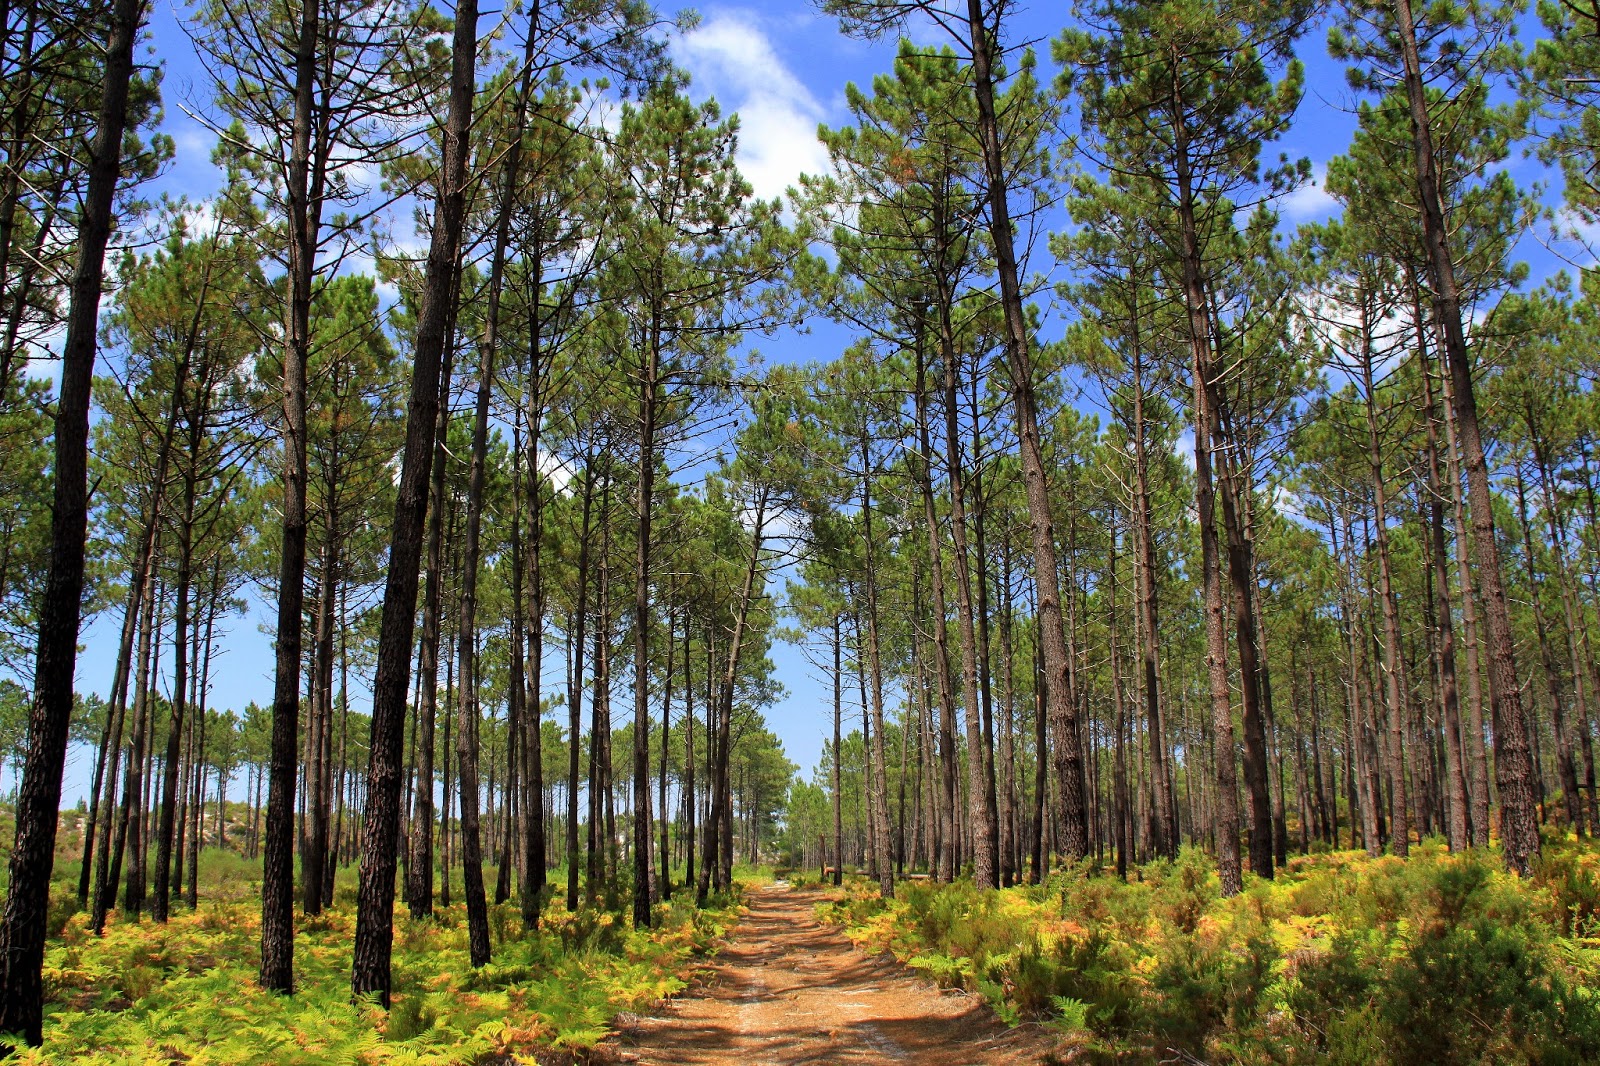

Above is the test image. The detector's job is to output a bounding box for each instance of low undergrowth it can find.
[818,841,1600,1065]
[13,876,740,1065]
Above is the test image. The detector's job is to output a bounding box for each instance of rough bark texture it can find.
[1415,297,1471,852]
[1392,0,1539,874]
[260,0,319,994]
[454,244,498,967]
[1172,83,1241,895]
[0,0,146,1042]
[940,330,997,889]
[351,0,479,1004]
[1359,295,1411,857]
[964,0,1087,860]
[633,320,660,928]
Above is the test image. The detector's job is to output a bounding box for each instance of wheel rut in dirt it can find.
[604,884,1061,1065]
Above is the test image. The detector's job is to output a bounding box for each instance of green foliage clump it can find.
[821,842,1600,1065]
[14,876,741,1065]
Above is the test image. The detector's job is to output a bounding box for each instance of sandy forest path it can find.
[602,884,1063,1066]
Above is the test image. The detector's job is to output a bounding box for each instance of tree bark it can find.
[939,323,996,889]
[0,0,147,1040]
[963,0,1087,859]
[351,0,480,1003]
[406,342,454,920]
[1413,289,1471,851]
[565,451,596,912]
[632,308,661,928]
[1392,0,1539,873]
[856,438,894,897]
[454,222,499,966]
[1358,291,1411,857]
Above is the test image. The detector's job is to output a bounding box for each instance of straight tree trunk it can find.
[939,328,996,889]
[0,0,148,1038]
[1131,343,1176,859]
[1393,0,1539,874]
[588,476,614,895]
[507,408,534,921]
[453,224,499,966]
[1208,378,1273,879]
[996,530,1019,884]
[912,341,959,883]
[833,615,844,887]
[565,454,596,911]
[1109,529,1129,879]
[964,0,1087,859]
[406,320,457,919]
[856,437,894,896]
[1358,294,1411,857]
[188,574,218,908]
[1029,585,1048,883]
[684,622,697,891]
[260,0,323,994]
[1176,132,1242,894]
[303,530,337,915]
[1414,296,1471,851]
[120,586,163,919]
[631,310,662,928]
[659,608,674,899]
[351,0,480,1003]
[967,386,1002,881]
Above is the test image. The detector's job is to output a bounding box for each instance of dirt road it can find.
[603,884,1063,1065]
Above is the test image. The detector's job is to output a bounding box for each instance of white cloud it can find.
[173,124,213,163]
[1274,483,1310,525]
[536,446,574,495]
[1282,164,1339,222]
[673,11,832,203]
[1175,428,1196,471]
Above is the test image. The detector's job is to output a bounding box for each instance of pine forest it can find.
[3,0,1600,1062]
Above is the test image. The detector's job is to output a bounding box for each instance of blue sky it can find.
[48,0,1585,803]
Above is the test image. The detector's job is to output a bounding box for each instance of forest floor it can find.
[600,883,1065,1065]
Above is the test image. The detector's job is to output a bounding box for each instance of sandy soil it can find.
[600,883,1065,1065]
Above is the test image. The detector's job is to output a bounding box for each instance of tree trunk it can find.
[855,439,894,897]
[454,217,499,966]
[303,524,337,915]
[1413,291,1471,851]
[963,0,1087,859]
[260,0,322,994]
[631,310,661,928]
[1358,293,1411,857]
[659,608,674,900]
[566,452,596,911]
[833,615,844,887]
[1131,344,1176,859]
[0,0,148,1037]
[1176,124,1242,894]
[350,0,479,1002]
[939,322,996,889]
[912,340,960,882]
[1393,0,1539,874]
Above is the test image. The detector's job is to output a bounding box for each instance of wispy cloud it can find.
[674,10,832,202]
[1282,164,1339,222]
